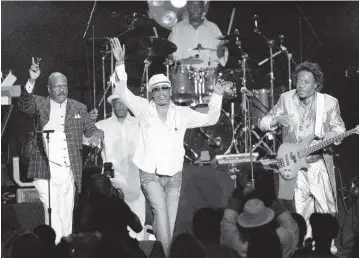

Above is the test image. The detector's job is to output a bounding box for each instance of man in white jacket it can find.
[108,37,225,255]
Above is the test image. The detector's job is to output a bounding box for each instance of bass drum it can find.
[184,106,233,164]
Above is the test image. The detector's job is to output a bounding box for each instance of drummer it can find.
[168,0,228,70]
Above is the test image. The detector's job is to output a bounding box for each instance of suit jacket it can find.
[259,89,346,200]
[18,89,103,192]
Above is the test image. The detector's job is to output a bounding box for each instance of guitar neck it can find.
[301,129,355,157]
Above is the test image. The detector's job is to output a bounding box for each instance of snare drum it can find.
[169,65,196,104]
[250,89,271,127]
[192,68,237,107]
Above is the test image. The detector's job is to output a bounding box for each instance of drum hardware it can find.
[254,19,278,152]
[185,108,234,164]
[189,44,217,52]
[180,57,204,65]
[278,35,296,91]
[141,58,152,100]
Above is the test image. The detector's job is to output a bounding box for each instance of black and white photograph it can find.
[1,1,359,258]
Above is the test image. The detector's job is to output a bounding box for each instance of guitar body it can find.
[276,134,315,180]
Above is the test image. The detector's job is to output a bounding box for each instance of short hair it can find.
[192,207,223,241]
[87,174,113,198]
[292,61,324,92]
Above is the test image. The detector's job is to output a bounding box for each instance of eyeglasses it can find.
[152,86,171,92]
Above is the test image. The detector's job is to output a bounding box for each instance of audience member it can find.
[74,174,146,258]
[33,224,56,258]
[192,207,240,258]
[55,231,102,258]
[170,232,207,258]
[310,213,339,257]
[221,183,299,258]
[10,232,44,258]
[237,199,282,258]
[291,213,308,250]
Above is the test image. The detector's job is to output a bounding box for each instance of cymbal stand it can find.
[141,58,152,100]
[101,43,108,119]
[254,28,277,152]
[241,54,256,188]
[232,33,255,188]
[279,35,297,91]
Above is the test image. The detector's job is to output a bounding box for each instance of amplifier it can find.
[16,188,40,203]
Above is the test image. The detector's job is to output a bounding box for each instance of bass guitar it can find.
[276,125,359,180]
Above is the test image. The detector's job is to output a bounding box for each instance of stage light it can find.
[148,0,164,7]
[170,0,187,9]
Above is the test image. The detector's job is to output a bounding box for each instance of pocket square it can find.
[75,114,81,119]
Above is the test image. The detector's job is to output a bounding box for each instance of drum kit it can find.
[88,11,296,166]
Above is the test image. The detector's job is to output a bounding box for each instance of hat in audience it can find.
[148,74,171,92]
[107,94,122,104]
[237,198,275,228]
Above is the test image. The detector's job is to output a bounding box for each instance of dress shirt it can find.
[111,64,223,176]
[168,18,228,69]
[25,80,71,169]
[95,114,141,199]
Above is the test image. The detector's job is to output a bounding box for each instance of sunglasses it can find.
[152,86,171,92]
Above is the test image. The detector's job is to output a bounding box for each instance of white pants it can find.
[123,191,146,241]
[33,166,75,244]
[294,159,337,240]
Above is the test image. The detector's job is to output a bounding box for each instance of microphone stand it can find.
[101,43,107,119]
[233,34,255,188]
[40,130,55,228]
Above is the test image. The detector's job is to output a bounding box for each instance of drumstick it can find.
[227,7,236,35]
[153,27,158,38]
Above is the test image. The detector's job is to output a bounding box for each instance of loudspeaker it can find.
[1,202,44,232]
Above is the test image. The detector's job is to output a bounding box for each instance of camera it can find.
[103,162,114,178]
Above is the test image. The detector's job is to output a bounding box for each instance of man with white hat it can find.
[108,37,225,256]
[87,94,146,240]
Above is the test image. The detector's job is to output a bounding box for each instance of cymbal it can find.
[180,57,204,65]
[189,44,217,51]
[128,36,177,59]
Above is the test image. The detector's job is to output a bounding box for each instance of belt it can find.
[155,173,171,178]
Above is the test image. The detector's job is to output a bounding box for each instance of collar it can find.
[149,100,176,111]
[50,98,67,108]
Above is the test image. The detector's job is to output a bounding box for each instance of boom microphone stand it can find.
[37,129,55,227]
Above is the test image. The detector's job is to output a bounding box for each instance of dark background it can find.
[2,1,358,186]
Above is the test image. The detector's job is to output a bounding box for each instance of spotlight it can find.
[170,0,187,9]
[148,0,164,7]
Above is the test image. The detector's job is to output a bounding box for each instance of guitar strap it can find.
[315,92,325,138]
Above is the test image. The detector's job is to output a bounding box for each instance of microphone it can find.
[240,87,254,97]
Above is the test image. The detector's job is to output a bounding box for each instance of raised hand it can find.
[29,57,41,82]
[213,78,234,96]
[109,38,125,63]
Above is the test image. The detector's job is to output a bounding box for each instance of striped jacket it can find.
[18,89,103,192]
